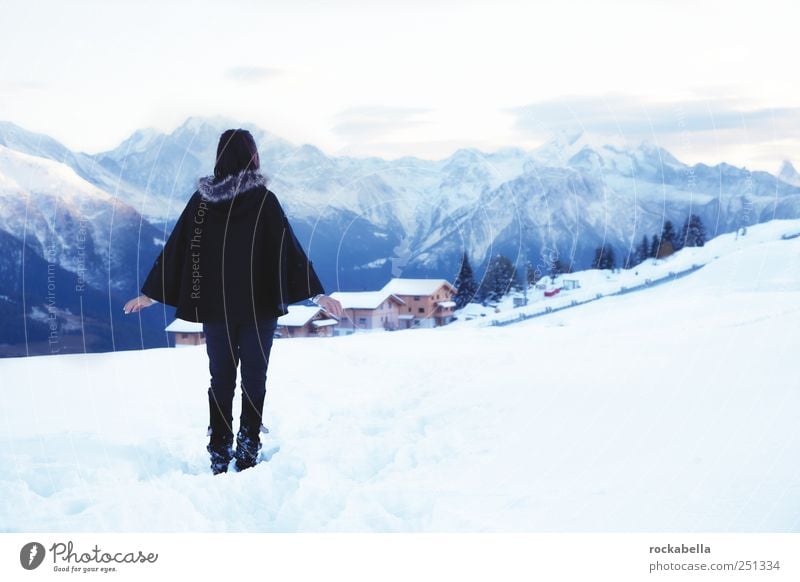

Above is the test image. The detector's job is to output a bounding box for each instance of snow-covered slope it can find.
[0,120,143,203]
[0,145,173,356]
[454,218,800,326]
[1,219,798,532]
[0,145,161,292]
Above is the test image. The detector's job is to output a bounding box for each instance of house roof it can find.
[437,300,456,308]
[165,319,203,333]
[278,305,337,327]
[381,278,457,296]
[311,318,338,327]
[329,291,405,309]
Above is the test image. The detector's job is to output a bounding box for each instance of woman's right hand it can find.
[316,295,344,319]
[123,294,156,314]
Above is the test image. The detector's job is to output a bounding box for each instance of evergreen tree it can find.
[694,215,706,246]
[675,221,686,252]
[635,235,650,265]
[525,262,539,287]
[622,244,640,269]
[657,221,676,258]
[517,262,535,301]
[649,234,660,259]
[592,243,616,270]
[453,251,477,309]
[478,254,518,302]
[661,220,676,245]
[682,214,706,247]
[549,258,564,282]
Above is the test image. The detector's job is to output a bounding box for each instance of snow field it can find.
[1,220,799,532]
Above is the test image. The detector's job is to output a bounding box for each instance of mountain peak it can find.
[175,114,250,135]
[546,128,585,149]
[779,160,800,186]
[449,147,485,162]
[635,139,684,167]
[111,127,163,156]
[534,129,626,167]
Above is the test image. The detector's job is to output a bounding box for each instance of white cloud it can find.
[1,0,798,170]
[225,66,281,83]
[331,106,432,141]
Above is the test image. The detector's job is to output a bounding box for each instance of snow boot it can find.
[233,426,262,472]
[207,431,234,475]
[207,384,235,474]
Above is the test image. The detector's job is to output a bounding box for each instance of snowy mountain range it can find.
[1,115,799,355]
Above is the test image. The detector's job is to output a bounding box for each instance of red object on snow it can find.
[544,288,561,297]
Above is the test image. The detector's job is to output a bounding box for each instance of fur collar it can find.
[197,168,269,202]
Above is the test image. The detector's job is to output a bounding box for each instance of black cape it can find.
[141,170,325,323]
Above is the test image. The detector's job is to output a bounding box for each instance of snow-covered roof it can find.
[381,278,456,296]
[437,300,456,308]
[165,319,203,333]
[278,305,335,327]
[397,314,415,320]
[329,291,405,309]
[311,318,338,327]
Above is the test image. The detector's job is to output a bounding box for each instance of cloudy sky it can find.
[1,0,798,171]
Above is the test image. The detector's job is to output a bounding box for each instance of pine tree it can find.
[657,221,676,258]
[453,251,477,309]
[524,262,540,288]
[592,243,616,270]
[694,216,706,246]
[525,262,535,286]
[675,220,687,252]
[635,235,650,265]
[661,220,676,245]
[549,258,564,282]
[683,214,706,247]
[622,244,640,269]
[478,254,518,302]
[649,234,660,259]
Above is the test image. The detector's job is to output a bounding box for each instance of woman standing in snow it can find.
[123,129,343,474]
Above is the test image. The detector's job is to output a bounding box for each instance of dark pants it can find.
[203,317,279,448]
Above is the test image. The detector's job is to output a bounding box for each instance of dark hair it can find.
[213,129,260,180]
